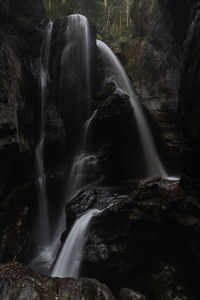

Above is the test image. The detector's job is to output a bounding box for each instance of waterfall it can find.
[97,40,167,178]
[34,21,53,246]
[29,15,96,275]
[66,110,98,202]
[49,111,98,276]
[30,14,169,278]
[58,14,93,121]
[51,209,100,278]
[29,22,54,274]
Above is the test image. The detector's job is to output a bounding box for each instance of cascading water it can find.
[49,16,100,278]
[51,209,100,278]
[97,40,167,178]
[51,14,95,229]
[58,14,93,123]
[29,21,54,274]
[66,110,98,202]
[34,21,53,245]
[30,15,96,275]
[31,14,169,279]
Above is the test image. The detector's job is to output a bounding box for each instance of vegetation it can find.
[42,0,132,43]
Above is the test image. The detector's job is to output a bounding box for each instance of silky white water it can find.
[29,22,54,274]
[31,15,96,275]
[34,21,53,246]
[60,14,92,113]
[53,13,95,225]
[51,209,100,278]
[66,110,98,202]
[97,40,167,178]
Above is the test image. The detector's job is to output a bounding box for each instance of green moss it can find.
[97,33,103,41]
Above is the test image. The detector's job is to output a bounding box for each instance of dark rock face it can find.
[0,262,115,300]
[87,80,158,182]
[0,0,45,261]
[178,1,200,193]
[91,86,138,181]
[125,0,200,191]
[66,178,200,299]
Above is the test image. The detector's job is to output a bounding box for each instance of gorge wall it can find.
[123,0,180,172]
[178,0,200,193]
[123,0,200,187]
[0,0,45,261]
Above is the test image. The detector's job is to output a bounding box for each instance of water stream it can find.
[51,209,100,278]
[34,21,53,247]
[30,15,96,275]
[66,110,98,202]
[97,40,167,178]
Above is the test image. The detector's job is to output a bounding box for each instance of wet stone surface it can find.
[0,262,116,300]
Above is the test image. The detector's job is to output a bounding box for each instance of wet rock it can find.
[91,86,146,181]
[119,288,147,300]
[0,262,116,300]
[66,188,129,229]
[95,82,116,105]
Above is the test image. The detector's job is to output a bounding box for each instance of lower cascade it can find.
[51,209,100,278]
[30,14,170,279]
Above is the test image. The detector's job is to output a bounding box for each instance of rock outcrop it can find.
[0,0,45,261]
[91,85,137,181]
[179,0,200,194]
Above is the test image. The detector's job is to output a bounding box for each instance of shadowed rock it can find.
[119,288,147,300]
[0,262,115,300]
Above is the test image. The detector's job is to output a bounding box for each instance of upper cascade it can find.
[50,14,96,143]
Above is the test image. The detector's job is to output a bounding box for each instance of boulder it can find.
[0,262,115,300]
[91,84,145,181]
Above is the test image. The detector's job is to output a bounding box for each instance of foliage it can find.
[97,33,103,40]
[42,0,133,44]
